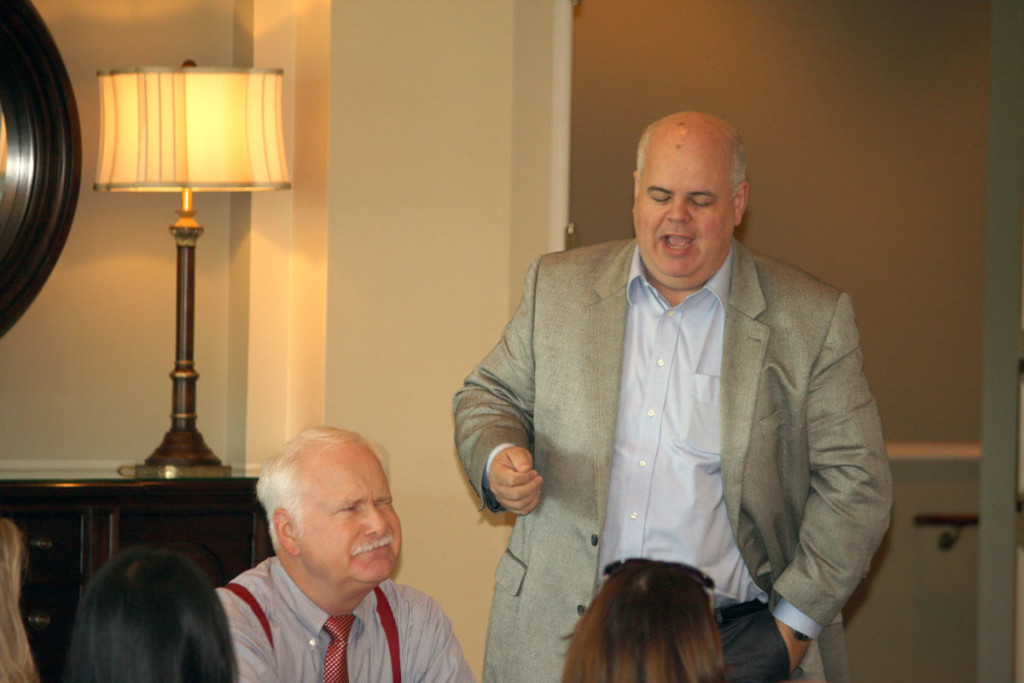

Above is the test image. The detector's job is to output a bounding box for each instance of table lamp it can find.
[95,63,290,478]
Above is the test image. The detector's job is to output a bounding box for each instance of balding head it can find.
[636,112,747,193]
[631,111,750,306]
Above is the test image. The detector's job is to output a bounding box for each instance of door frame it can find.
[978,0,1023,680]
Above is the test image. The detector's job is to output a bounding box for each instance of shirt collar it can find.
[627,242,734,309]
[272,557,330,637]
[272,558,385,635]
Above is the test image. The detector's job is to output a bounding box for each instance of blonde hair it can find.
[0,518,39,683]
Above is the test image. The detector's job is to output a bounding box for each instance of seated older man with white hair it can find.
[218,426,474,683]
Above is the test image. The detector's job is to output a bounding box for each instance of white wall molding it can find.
[0,460,137,480]
[886,441,981,460]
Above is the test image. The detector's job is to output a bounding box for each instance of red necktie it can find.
[323,614,356,683]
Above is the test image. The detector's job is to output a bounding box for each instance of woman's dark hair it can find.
[562,559,727,683]
[63,547,235,683]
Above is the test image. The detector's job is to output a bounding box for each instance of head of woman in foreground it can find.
[64,546,235,683]
[562,558,727,683]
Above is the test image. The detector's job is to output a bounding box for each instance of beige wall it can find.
[318,3,569,670]
[322,1,531,673]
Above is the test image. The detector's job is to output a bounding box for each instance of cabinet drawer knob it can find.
[28,535,53,552]
[26,611,51,631]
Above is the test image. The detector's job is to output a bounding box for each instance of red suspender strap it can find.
[226,582,398,681]
[374,585,401,683]
[225,583,274,650]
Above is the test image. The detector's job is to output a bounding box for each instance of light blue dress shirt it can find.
[596,245,820,638]
[217,558,475,682]
[596,246,759,602]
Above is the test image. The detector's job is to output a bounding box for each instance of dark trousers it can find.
[717,600,792,683]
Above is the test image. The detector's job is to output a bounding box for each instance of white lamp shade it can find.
[95,67,290,192]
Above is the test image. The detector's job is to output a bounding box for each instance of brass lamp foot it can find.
[134,463,232,479]
[136,427,231,478]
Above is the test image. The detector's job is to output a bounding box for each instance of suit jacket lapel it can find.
[721,241,769,532]
[587,240,633,527]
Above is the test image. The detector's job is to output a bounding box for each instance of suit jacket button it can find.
[590,534,599,546]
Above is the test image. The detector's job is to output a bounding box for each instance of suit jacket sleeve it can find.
[453,257,540,511]
[765,291,892,625]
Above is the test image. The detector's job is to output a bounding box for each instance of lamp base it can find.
[139,428,231,478]
[133,463,232,479]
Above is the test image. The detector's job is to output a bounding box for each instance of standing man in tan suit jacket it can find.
[454,112,892,683]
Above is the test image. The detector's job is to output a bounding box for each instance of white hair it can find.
[256,426,390,548]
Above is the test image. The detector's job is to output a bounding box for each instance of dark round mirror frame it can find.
[0,0,81,338]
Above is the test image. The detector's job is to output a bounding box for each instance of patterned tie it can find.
[323,614,356,683]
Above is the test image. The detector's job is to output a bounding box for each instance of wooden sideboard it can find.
[0,478,273,682]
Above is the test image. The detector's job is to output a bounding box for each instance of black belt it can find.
[715,598,768,624]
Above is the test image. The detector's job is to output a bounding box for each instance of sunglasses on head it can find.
[601,558,716,602]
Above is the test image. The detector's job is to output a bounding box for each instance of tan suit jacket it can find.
[454,239,892,683]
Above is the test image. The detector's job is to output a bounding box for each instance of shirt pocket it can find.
[687,373,721,455]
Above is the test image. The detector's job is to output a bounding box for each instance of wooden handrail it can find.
[912,513,979,550]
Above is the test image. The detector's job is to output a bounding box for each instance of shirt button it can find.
[577,604,585,615]
[647,409,655,417]
[639,460,647,468]
[630,512,638,520]
[308,638,317,649]
[657,358,665,366]
[667,311,675,317]
[591,534,599,546]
